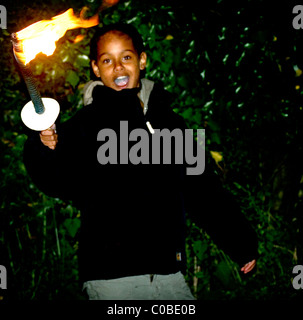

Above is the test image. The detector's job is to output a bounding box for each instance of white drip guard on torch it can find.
[21,97,60,131]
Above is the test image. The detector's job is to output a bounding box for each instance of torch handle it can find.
[11,33,45,115]
[17,60,45,115]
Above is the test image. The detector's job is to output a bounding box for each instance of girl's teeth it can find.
[114,76,129,87]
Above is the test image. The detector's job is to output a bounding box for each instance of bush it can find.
[0,0,302,300]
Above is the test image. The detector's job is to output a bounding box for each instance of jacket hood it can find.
[83,78,155,115]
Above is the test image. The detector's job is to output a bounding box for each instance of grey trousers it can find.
[83,271,195,300]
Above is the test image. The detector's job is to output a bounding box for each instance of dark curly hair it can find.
[89,23,145,62]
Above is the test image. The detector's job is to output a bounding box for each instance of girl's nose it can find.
[114,61,124,72]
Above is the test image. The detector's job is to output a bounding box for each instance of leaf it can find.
[210,151,223,163]
[63,218,81,238]
[66,70,80,88]
[181,107,193,120]
[195,271,205,279]
[211,132,221,145]
[61,204,74,218]
[75,54,90,68]
[214,261,232,287]
[193,240,208,259]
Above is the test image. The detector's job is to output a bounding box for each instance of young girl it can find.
[24,23,257,300]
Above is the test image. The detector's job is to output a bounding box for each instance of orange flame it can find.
[15,8,99,64]
[73,34,85,44]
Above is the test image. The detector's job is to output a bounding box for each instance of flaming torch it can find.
[11,7,100,131]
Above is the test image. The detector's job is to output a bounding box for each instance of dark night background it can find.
[0,0,303,306]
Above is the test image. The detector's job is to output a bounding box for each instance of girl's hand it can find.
[241,259,256,274]
[40,123,58,150]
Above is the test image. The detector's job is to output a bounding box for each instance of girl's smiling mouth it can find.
[114,76,130,88]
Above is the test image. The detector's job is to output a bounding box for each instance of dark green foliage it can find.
[0,0,302,300]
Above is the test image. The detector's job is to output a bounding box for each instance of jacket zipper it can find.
[146,121,155,134]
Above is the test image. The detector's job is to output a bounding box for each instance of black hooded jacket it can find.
[23,83,258,282]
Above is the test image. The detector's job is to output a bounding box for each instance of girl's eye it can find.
[103,58,111,64]
[123,55,131,61]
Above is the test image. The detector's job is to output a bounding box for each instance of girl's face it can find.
[91,31,147,91]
